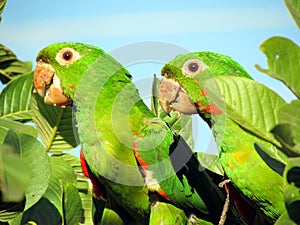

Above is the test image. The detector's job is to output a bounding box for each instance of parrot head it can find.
[33,42,106,106]
[158,52,251,115]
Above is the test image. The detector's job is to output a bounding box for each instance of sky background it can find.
[0,0,299,154]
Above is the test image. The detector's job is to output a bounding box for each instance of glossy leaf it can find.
[272,100,300,156]
[10,198,61,225]
[3,130,51,211]
[0,44,32,84]
[0,72,33,121]
[43,156,81,224]
[31,94,78,154]
[204,76,286,147]
[0,0,7,23]
[275,212,297,225]
[0,119,37,144]
[284,0,300,29]
[283,157,300,224]
[256,36,300,98]
[0,144,29,202]
[195,152,224,176]
[58,154,103,225]
[149,202,188,225]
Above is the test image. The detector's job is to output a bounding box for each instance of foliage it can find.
[0,0,299,224]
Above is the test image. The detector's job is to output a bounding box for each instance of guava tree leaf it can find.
[283,157,300,225]
[0,44,32,84]
[9,198,61,225]
[0,144,29,202]
[0,72,33,121]
[255,36,300,98]
[271,100,300,156]
[203,76,286,147]
[151,75,194,149]
[42,156,81,224]
[31,94,78,154]
[149,202,188,225]
[254,143,287,176]
[3,130,51,211]
[195,152,224,176]
[0,0,7,23]
[58,154,104,225]
[0,119,37,144]
[275,212,297,225]
[0,200,25,223]
[284,0,300,29]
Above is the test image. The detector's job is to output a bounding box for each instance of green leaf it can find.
[254,143,287,176]
[0,200,25,223]
[284,0,300,29]
[31,94,78,154]
[9,197,61,225]
[100,208,123,225]
[283,157,300,224]
[0,0,7,23]
[0,119,37,144]
[0,44,32,84]
[149,202,188,225]
[0,72,33,121]
[195,152,224,176]
[275,212,297,225]
[256,36,300,98]
[3,130,51,211]
[0,144,29,202]
[204,76,286,147]
[57,154,102,225]
[43,156,80,223]
[272,100,300,156]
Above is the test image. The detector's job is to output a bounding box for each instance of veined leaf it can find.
[256,36,300,98]
[204,76,286,147]
[0,0,7,23]
[31,94,78,154]
[275,212,297,225]
[42,157,81,223]
[283,157,300,224]
[195,152,224,176]
[9,197,61,225]
[0,44,32,84]
[3,130,51,211]
[272,100,300,156]
[284,0,300,29]
[57,154,104,225]
[0,72,33,121]
[0,119,37,143]
[149,202,188,225]
[0,144,29,202]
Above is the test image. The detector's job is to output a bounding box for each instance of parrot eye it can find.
[182,59,208,77]
[62,51,73,61]
[56,48,81,66]
[188,63,199,72]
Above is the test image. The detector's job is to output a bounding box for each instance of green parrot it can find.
[33,43,245,225]
[158,52,285,224]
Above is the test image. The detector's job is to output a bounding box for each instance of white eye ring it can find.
[55,48,81,66]
[182,59,208,77]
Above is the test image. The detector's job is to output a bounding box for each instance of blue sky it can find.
[1,0,299,153]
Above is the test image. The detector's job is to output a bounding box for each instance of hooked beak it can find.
[158,75,197,115]
[33,61,70,106]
